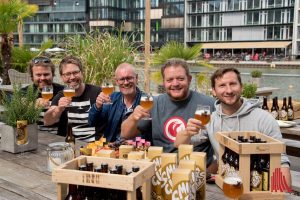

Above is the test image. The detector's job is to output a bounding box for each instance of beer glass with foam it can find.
[63,85,75,107]
[140,93,153,120]
[223,172,243,199]
[101,79,114,105]
[41,86,53,107]
[194,105,211,125]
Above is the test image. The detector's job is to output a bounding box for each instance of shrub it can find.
[242,83,257,98]
[250,70,262,78]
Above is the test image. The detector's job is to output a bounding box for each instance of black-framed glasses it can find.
[116,76,136,84]
[32,57,51,64]
[62,70,81,78]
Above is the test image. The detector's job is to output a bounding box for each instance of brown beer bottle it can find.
[261,97,269,112]
[280,97,288,121]
[261,155,270,191]
[287,96,294,121]
[270,98,279,120]
[250,156,262,191]
[66,124,75,155]
[65,184,79,200]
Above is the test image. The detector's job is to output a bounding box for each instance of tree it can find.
[17,3,38,48]
[0,0,37,84]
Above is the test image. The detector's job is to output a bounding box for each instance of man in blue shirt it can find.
[88,63,142,142]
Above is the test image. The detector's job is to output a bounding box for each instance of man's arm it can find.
[44,95,71,126]
[121,105,149,139]
[44,105,65,126]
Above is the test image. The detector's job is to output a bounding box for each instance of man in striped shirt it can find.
[44,56,101,142]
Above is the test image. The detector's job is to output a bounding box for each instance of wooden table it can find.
[0,132,299,200]
[281,119,300,158]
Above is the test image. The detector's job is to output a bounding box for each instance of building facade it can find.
[19,0,299,58]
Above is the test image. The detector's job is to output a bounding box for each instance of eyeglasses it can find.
[62,70,81,78]
[116,76,136,84]
[32,57,51,64]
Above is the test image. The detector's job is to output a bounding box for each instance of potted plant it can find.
[1,85,42,153]
[250,70,262,87]
[242,83,257,99]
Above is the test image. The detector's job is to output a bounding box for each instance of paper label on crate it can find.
[172,181,192,200]
[161,163,176,199]
[151,156,162,194]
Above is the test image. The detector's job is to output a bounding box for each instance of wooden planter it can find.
[0,123,38,153]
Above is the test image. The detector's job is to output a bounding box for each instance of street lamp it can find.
[144,0,151,92]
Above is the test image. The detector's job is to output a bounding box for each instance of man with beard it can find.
[121,59,216,168]
[44,55,101,142]
[88,63,142,142]
[23,56,64,134]
[175,67,291,186]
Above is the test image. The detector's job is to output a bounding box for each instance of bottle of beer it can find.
[270,98,279,120]
[250,156,262,191]
[275,96,279,110]
[287,96,294,121]
[77,165,87,199]
[65,184,78,200]
[66,124,75,155]
[261,155,270,191]
[261,97,269,112]
[280,97,288,121]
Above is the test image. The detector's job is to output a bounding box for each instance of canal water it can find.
[137,66,300,101]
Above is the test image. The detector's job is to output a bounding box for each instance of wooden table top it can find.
[281,119,300,140]
[0,132,299,200]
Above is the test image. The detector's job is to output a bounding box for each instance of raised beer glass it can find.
[140,93,153,120]
[63,85,75,107]
[222,172,244,199]
[41,86,53,108]
[194,105,211,125]
[101,79,114,105]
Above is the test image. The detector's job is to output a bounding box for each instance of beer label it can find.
[287,108,294,119]
[271,111,278,119]
[251,170,262,189]
[172,181,192,200]
[262,171,269,191]
[280,110,288,120]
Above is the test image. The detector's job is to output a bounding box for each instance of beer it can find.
[65,124,75,154]
[280,97,288,121]
[102,86,114,96]
[140,97,153,110]
[65,184,78,200]
[261,97,269,112]
[64,89,75,98]
[41,92,53,100]
[223,176,243,199]
[194,110,211,125]
[287,96,294,121]
[270,97,279,120]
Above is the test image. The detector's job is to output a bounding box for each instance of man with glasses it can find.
[23,56,64,134]
[88,63,142,142]
[44,55,101,142]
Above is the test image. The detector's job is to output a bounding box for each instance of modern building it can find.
[185,0,296,58]
[18,0,300,58]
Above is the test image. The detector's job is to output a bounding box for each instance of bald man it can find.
[88,63,142,142]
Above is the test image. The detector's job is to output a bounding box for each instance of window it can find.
[268,0,275,8]
[227,28,232,40]
[268,10,274,23]
[253,11,259,24]
[275,10,281,23]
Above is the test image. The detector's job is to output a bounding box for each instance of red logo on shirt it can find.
[164,117,186,142]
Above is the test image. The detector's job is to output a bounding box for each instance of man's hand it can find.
[58,97,72,108]
[95,92,111,109]
[186,118,205,136]
[35,97,49,108]
[130,105,150,121]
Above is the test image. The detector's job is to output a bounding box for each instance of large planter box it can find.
[0,123,38,153]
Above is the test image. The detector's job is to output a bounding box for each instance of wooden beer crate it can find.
[52,155,155,200]
[215,131,286,200]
